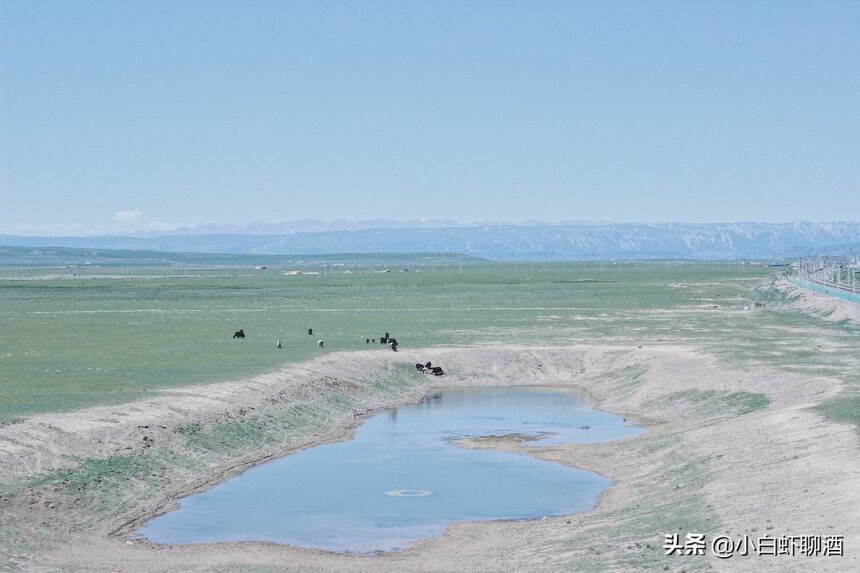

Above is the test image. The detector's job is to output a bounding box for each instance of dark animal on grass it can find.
[233,329,245,339]
[425,361,432,368]
[415,363,426,372]
[431,366,444,376]
[317,340,325,348]
[366,338,370,344]
[308,328,313,335]
[388,338,398,351]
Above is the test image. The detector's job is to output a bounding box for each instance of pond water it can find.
[136,386,642,553]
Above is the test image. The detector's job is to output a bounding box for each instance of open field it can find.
[3,258,847,421]
[1,256,859,571]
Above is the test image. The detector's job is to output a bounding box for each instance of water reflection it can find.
[137,386,642,553]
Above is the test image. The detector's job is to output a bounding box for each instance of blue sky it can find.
[1,1,859,235]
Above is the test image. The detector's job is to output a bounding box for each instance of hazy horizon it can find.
[2,217,860,238]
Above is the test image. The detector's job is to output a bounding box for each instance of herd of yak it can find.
[231,328,445,376]
[415,362,445,376]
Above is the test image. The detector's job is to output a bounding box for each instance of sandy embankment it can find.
[1,344,858,572]
[770,277,860,324]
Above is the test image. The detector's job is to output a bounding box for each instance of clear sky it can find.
[1,1,859,235]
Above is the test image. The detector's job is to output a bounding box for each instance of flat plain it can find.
[1,253,858,571]
[3,256,837,421]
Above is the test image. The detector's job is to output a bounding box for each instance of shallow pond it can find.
[137,386,642,552]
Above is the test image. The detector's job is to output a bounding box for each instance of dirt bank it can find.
[767,277,860,324]
[1,344,857,572]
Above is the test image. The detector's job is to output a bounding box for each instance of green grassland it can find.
[1,252,858,424]
[2,250,859,572]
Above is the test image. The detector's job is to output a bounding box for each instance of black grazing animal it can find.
[307,328,313,335]
[431,366,444,376]
[366,338,370,344]
[233,329,245,339]
[415,363,426,372]
[425,361,432,368]
[388,339,398,352]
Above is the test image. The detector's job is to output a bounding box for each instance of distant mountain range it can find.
[2,221,859,261]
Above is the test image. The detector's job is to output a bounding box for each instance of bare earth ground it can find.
[771,277,860,324]
[1,341,857,573]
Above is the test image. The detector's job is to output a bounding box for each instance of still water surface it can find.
[137,387,642,552]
